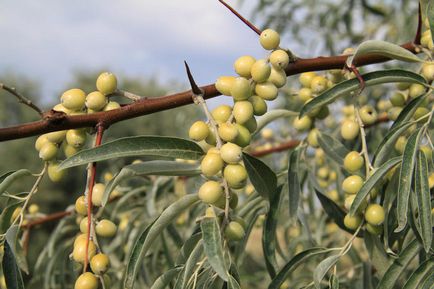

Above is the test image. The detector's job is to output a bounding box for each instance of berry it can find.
[255,82,278,100]
[359,105,377,125]
[72,238,96,263]
[53,103,73,114]
[261,128,273,139]
[205,127,217,145]
[316,106,329,119]
[201,152,224,177]
[46,131,67,144]
[408,84,426,98]
[211,105,232,123]
[234,124,251,147]
[310,76,328,94]
[95,219,117,238]
[421,62,434,82]
[233,101,254,124]
[28,204,39,215]
[103,101,121,111]
[220,142,242,164]
[414,107,430,120]
[243,116,257,133]
[225,221,245,241]
[35,135,49,151]
[343,151,364,172]
[91,183,106,206]
[79,217,89,233]
[364,204,385,225]
[342,175,364,194]
[298,88,313,102]
[47,162,66,182]
[39,142,58,161]
[189,121,209,141]
[90,253,110,275]
[96,72,117,95]
[251,59,271,83]
[61,89,86,111]
[74,272,98,289]
[307,128,320,147]
[259,29,280,50]
[327,190,339,202]
[299,72,317,88]
[198,181,223,204]
[366,223,383,235]
[224,164,247,189]
[63,144,79,158]
[268,67,287,88]
[218,123,239,142]
[344,214,362,230]
[215,76,236,96]
[231,77,252,100]
[389,92,406,107]
[420,145,432,162]
[293,115,312,131]
[73,234,87,247]
[66,129,87,148]
[269,49,289,69]
[394,136,407,154]
[340,119,359,140]
[317,167,329,179]
[234,55,256,78]
[387,107,403,121]
[249,95,268,116]
[344,195,367,212]
[86,91,107,111]
[75,196,87,215]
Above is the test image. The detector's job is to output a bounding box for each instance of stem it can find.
[354,107,373,176]
[114,89,142,101]
[0,83,44,116]
[218,0,261,35]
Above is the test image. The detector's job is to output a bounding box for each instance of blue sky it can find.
[0,1,266,106]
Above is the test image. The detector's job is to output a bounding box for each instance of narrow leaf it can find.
[2,241,25,289]
[287,149,301,221]
[313,254,341,289]
[150,267,183,289]
[415,151,432,253]
[0,169,31,197]
[317,133,350,166]
[242,153,277,200]
[255,109,297,134]
[5,225,29,274]
[428,1,434,42]
[390,93,429,130]
[364,233,392,277]
[402,258,434,289]
[227,275,242,289]
[60,136,204,169]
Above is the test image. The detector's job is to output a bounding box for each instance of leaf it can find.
[2,240,25,289]
[346,40,422,68]
[364,233,392,277]
[300,70,426,117]
[0,203,23,233]
[287,149,301,221]
[227,275,242,289]
[396,129,423,232]
[375,239,422,289]
[349,157,401,215]
[60,136,205,169]
[313,254,341,289]
[390,93,429,130]
[0,169,31,197]
[262,185,283,278]
[175,240,203,289]
[317,132,350,166]
[428,1,434,43]
[201,217,229,281]
[102,160,200,206]
[5,225,29,274]
[402,258,434,289]
[329,274,339,289]
[242,153,277,200]
[150,267,183,289]
[268,248,329,289]
[254,109,298,134]
[123,194,200,289]
[414,151,432,253]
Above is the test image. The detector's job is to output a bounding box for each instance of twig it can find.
[0,83,44,116]
[113,89,142,101]
[21,210,72,228]
[218,0,261,35]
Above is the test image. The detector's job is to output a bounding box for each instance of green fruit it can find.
[215,76,236,96]
[293,116,312,131]
[344,214,362,230]
[343,151,364,172]
[255,82,278,100]
[340,119,359,140]
[96,72,117,95]
[205,126,217,145]
[233,101,254,124]
[364,204,385,225]
[39,142,58,161]
[251,59,271,83]
[298,88,313,102]
[103,101,121,111]
[269,49,289,69]
[61,88,86,111]
[90,253,110,275]
[299,72,317,88]
[47,162,66,182]
[259,29,280,50]
[394,136,407,154]
[211,105,232,123]
[198,181,223,204]
[310,76,328,94]
[408,84,426,98]
[316,106,329,119]
[91,183,106,206]
[342,175,364,194]
[268,67,287,88]
[225,221,245,241]
[46,131,67,143]
[63,143,79,158]
[413,107,430,120]
[249,95,268,116]
[387,107,403,121]
[218,123,239,142]
[74,272,98,289]
[66,129,87,148]
[307,128,320,147]
[396,82,411,90]
[35,135,49,151]
[86,91,107,111]
[234,55,256,78]
[95,219,117,238]
[224,164,247,189]
[234,124,251,147]
[189,121,209,141]
[75,196,87,215]
[366,223,383,235]
[390,92,406,107]
[201,152,224,177]
[344,194,367,212]
[243,116,257,133]
[220,142,242,164]
[231,77,252,100]
[359,105,377,125]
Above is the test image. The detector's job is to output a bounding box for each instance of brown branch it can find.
[0,42,417,142]
[21,210,72,228]
[0,83,44,116]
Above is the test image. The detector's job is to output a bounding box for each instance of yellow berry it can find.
[201,152,224,177]
[75,196,87,215]
[63,143,79,158]
[90,253,110,275]
[72,238,96,263]
[53,103,73,114]
[47,161,66,182]
[218,123,239,142]
[35,135,50,151]
[364,204,385,225]
[231,77,252,100]
[268,67,287,88]
[310,76,328,94]
[259,29,280,50]
[298,88,313,102]
[211,105,232,123]
[95,219,117,238]
[66,129,87,148]
[307,128,320,147]
[103,101,121,111]
[46,131,67,144]
[293,115,312,131]
[205,126,217,145]
[74,272,98,289]
[269,49,289,69]
[225,221,245,241]
[233,101,254,124]
[249,95,268,116]
[421,62,434,82]
[220,142,242,164]
[420,145,432,162]
[327,189,339,202]
[86,91,107,111]
[340,119,360,140]
[224,164,248,189]
[91,183,106,206]
[342,175,364,194]
[61,89,86,111]
[234,55,256,78]
[39,142,58,161]
[343,151,364,172]
[366,223,383,235]
[387,107,403,121]
[359,105,377,125]
[189,121,209,141]
[243,116,257,133]
[96,72,117,95]
[261,128,273,139]
[198,181,223,204]
[390,92,406,107]
[344,194,367,212]
[251,59,271,83]
[215,76,236,96]
[299,72,317,88]
[394,136,407,154]
[414,107,430,120]
[234,124,251,147]
[28,204,39,215]
[344,214,362,230]
[255,82,278,100]
[408,84,426,98]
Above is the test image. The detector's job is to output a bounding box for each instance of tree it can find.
[0,1,433,289]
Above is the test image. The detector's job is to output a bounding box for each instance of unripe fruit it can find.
[96,72,117,95]
[259,29,280,50]
[66,129,87,148]
[220,142,242,164]
[299,72,317,88]
[397,82,411,90]
[198,181,223,204]
[233,101,254,124]
[95,219,117,238]
[231,77,252,100]
[224,164,248,189]
[215,76,236,96]
[390,92,406,107]
[214,191,238,210]
[298,88,313,102]
[366,223,383,235]
[201,152,224,177]
[394,136,407,154]
[422,62,434,82]
[92,183,106,206]
[39,142,58,161]
[61,88,86,110]
[47,162,66,182]
[251,59,271,83]
[72,239,96,263]
[343,151,364,172]
[359,105,377,125]
[103,101,121,111]
[268,67,287,88]
[377,99,392,111]
[414,107,430,120]
[293,115,312,131]
[310,76,328,94]
[234,55,256,78]
[90,253,110,275]
[307,128,319,147]
[86,91,107,111]
[344,214,362,230]
[255,82,278,100]
[234,124,251,147]
[205,127,217,145]
[340,119,359,140]
[74,272,98,289]
[218,123,239,142]
[244,116,257,133]
[316,106,329,119]
[46,131,67,144]
[364,204,385,225]
[75,196,87,215]
[211,105,232,123]
[35,135,49,151]
[189,121,209,141]
[342,175,364,194]
[387,107,403,121]
[63,143,79,158]
[249,95,268,116]
[269,49,289,69]
[225,221,245,241]
[408,84,426,98]
[344,194,367,212]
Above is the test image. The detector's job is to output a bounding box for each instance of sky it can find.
[0,1,266,107]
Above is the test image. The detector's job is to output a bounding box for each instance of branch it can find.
[21,210,72,228]
[0,83,44,116]
[0,42,417,142]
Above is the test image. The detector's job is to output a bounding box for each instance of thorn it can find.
[218,0,261,35]
[184,61,203,96]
